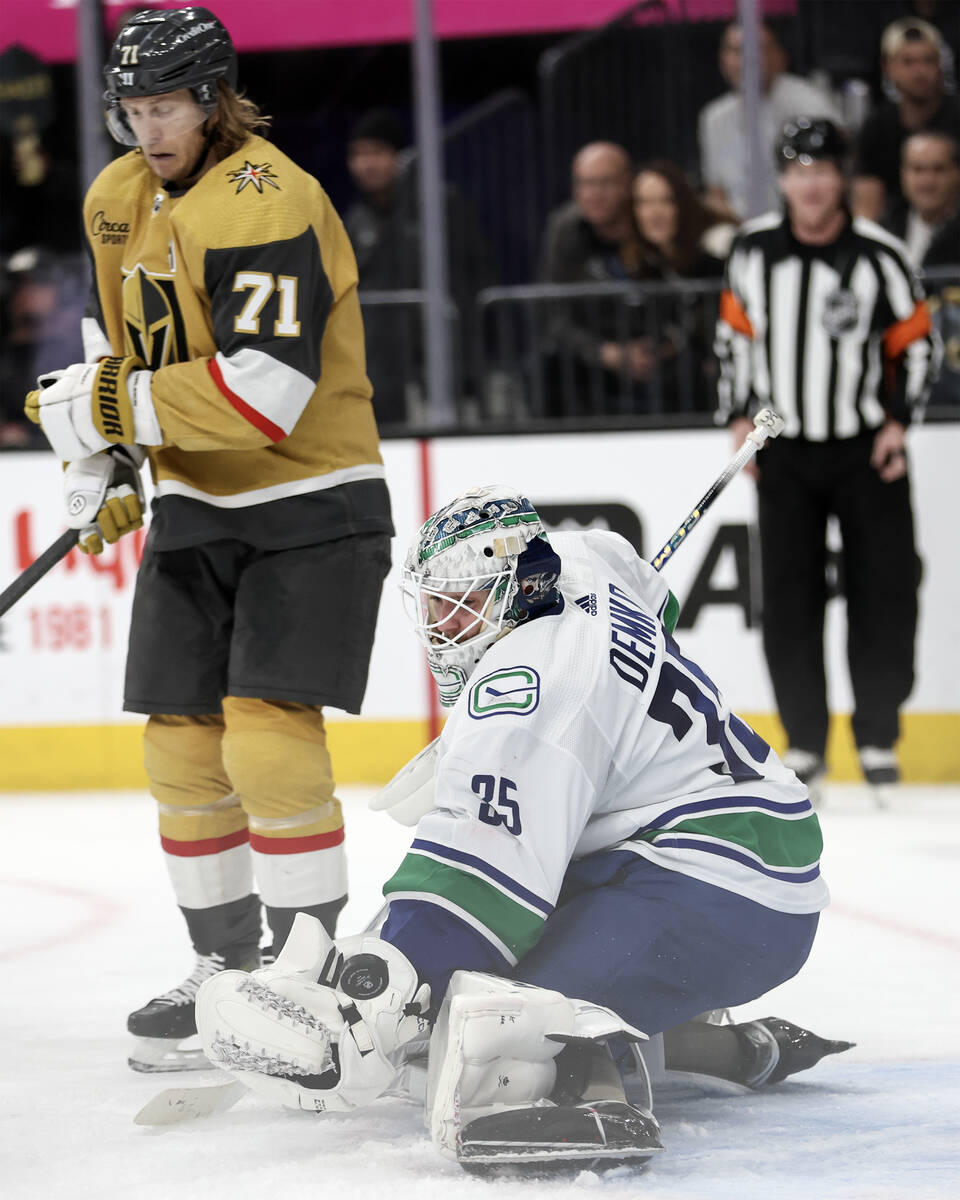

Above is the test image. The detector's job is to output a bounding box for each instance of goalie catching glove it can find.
[196,912,431,1113]
[64,447,146,555]
[25,356,163,462]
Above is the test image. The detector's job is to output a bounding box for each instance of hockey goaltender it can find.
[192,486,852,1174]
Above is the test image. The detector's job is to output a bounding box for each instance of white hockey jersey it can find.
[383,529,828,969]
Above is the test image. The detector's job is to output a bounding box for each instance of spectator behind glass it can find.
[698,20,841,223]
[884,130,960,266]
[853,18,960,222]
[537,142,642,412]
[0,248,85,447]
[599,161,730,411]
[344,108,495,428]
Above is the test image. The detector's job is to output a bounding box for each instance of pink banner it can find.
[2,0,796,65]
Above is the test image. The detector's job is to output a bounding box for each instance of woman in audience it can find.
[611,160,730,412]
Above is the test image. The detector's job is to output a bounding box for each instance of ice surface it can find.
[2,784,958,1199]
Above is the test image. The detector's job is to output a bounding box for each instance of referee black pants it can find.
[756,433,919,758]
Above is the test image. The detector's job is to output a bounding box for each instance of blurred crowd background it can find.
[1,0,958,447]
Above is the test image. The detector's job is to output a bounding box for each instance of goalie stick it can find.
[0,529,80,619]
[649,408,784,573]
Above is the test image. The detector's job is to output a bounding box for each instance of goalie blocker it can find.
[196,912,662,1171]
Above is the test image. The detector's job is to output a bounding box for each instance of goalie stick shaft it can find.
[0,528,80,619]
[649,408,783,573]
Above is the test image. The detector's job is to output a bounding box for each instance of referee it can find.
[715,117,940,804]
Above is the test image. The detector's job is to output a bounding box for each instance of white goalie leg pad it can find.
[368,737,439,826]
[196,913,430,1114]
[425,970,648,1161]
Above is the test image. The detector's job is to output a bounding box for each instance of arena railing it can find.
[538,0,702,210]
[1,267,956,450]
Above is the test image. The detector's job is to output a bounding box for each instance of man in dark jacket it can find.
[344,109,495,427]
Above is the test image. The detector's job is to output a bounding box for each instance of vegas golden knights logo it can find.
[122,267,188,369]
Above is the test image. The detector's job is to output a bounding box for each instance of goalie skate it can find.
[457,1100,662,1174]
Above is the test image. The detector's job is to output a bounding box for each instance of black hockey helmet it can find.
[103,7,237,142]
[775,117,848,172]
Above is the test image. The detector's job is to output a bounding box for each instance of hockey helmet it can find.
[400,485,562,706]
[103,7,237,145]
[775,117,848,172]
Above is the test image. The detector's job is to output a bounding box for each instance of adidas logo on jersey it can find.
[575,593,598,616]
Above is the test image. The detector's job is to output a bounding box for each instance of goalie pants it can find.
[123,532,390,955]
[756,433,919,756]
[513,851,819,1037]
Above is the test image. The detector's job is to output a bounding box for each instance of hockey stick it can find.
[649,408,784,573]
[0,529,80,619]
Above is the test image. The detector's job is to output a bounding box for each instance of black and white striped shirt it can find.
[715,213,939,439]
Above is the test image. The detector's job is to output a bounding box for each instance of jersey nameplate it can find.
[468,667,541,720]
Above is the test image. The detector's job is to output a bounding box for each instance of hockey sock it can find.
[662,1020,757,1083]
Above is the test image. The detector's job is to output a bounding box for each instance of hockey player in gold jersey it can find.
[25,7,393,1071]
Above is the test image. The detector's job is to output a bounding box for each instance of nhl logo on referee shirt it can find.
[821,288,860,338]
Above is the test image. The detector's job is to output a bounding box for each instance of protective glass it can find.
[104,91,210,148]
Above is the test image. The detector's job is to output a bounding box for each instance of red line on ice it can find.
[830,902,960,953]
[0,877,123,961]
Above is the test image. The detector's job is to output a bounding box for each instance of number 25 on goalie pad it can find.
[425,971,648,1161]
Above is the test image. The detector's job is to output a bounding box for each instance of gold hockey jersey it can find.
[83,135,387,512]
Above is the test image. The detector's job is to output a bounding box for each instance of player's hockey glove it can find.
[63,447,146,556]
[25,356,162,461]
[196,912,431,1113]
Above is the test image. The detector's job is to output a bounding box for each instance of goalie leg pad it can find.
[426,970,649,1161]
[458,1099,662,1171]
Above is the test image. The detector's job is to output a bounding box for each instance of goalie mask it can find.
[401,485,562,707]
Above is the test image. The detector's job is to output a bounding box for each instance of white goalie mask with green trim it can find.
[400,485,561,707]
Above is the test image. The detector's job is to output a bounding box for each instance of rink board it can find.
[1,426,958,787]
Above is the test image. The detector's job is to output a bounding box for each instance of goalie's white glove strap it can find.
[368,736,439,826]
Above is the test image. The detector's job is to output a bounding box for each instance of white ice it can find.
[2,784,959,1200]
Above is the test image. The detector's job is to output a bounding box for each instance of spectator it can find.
[715,118,939,807]
[853,17,960,222]
[344,108,495,427]
[0,248,85,447]
[884,130,960,266]
[698,21,841,223]
[538,141,640,413]
[621,160,729,411]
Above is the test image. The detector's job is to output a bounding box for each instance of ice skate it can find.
[736,1017,854,1086]
[783,749,826,809]
[860,747,898,810]
[128,949,258,1073]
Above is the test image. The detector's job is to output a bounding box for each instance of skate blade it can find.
[869,784,892,810]
[128,1036,213,1074]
